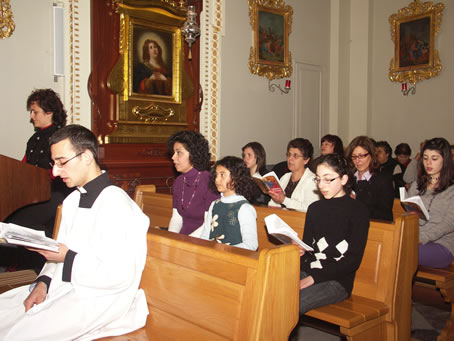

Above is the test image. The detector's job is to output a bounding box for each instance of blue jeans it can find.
[299,271,348,314]
[419,242,454,268]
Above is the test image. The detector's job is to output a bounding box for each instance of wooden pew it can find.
[394,198,454,341]
[254,205,418,341]
[102,185,300,340]
[117,187,418,340]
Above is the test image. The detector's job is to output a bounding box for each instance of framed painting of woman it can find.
[132,26,174,96]
[129,18,182,103]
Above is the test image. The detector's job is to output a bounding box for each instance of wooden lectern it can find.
[0,154,51,221]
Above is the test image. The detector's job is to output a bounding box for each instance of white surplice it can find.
[0,174,149,340]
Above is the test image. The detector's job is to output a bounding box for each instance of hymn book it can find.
[399,187,430,221]
[252,171,284,195]
[264,214,313,251]
[0,222,59,252]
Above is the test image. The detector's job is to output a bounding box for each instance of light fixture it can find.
[268,79,291,94]
[181,5,200,61]
[401,82,416,96]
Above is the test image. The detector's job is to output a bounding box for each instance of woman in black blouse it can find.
[345,136,394,221]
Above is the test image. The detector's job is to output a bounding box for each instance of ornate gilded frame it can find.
[0,0,15,39]
[107,1,191,144]
[389,0,444,84]
[248,0,293,80]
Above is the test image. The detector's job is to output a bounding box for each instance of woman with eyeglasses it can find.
[268,138,320,212]
[345,136,394,221]
[408,137,454,268]
[2,89,72,272]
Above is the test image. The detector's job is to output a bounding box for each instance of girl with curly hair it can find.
[168,130,219,236]
[200,156,258,251]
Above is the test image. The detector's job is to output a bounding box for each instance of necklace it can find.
[181,171,201,210]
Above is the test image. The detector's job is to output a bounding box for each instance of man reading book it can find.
[0,125,149,340]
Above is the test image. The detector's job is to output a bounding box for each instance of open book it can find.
[252,171,284,195]
[264,214,313,251]
[0,222,59,252]
[399,187,429,220]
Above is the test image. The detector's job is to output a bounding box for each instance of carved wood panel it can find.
[89,0,202,194]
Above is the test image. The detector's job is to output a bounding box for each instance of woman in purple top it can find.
[168,130,220,235]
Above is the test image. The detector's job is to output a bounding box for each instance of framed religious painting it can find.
[105,2,193,144]
[130,19,180,102]
[389,0,444,84]
[248,0,293,80]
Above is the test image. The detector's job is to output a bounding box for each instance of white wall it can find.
[0,0,65,160]
[219,0,331,164]
[368,0,453,156]
[2,0,453,163]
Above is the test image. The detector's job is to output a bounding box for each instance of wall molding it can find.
[200,0,224,159]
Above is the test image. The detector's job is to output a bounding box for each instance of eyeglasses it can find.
[286,152,305,159]
[313,176,340,185]
[49,152,83,168]
[351,153,369,161]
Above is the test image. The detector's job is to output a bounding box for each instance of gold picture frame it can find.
[389,0,444,84]
[106,1,193,144]
[248,0,293,80]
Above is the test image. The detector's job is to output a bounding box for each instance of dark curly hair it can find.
[168,130,211,171]
[417,137,453,195]
[242,141,268,175]
[209,156,255,201]
[26,88,67,128]
[320,134,344,156]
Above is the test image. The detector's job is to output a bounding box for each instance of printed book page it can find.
[264,214,313,251]
[399,187,429,220]
[252,171,284,194]
[0,222,59,252]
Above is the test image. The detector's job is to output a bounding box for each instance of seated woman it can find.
[168,131,219,236]
[296,154,369,315]
[345,136,394,221]
[309,134,344,172]
[242,141,271,205]
[268,138,320,212]
[376,140,404,197]
[394,143,412,172]
[408,137,454,268]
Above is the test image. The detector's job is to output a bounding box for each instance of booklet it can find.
[264,214,313,251]
[252,171,284,195]
[0,222,59,252]
[399,187,429,221]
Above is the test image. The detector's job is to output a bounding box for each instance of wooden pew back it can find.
[131,186,418,340]
[116,185,300,340]
[254,205,418,340]
[138,230,299,340]
[134,185,173,229]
